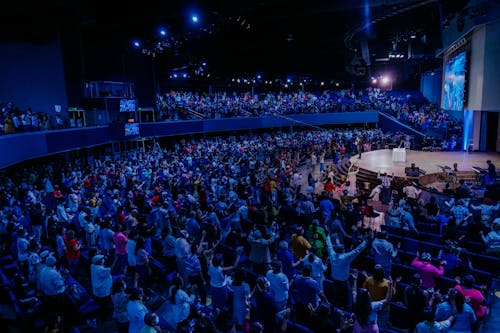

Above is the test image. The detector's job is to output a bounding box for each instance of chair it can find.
[463,241,485,254]
[469,253,500,276]
[470,268,493,289]
[467,139,474,152]
[402,238,420,253]
[389,302,410,329]
[64,275,101,320]
[436,276,458,292]
[286,320,313,333]
[392,263,417,281]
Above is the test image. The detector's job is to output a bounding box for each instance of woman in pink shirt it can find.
[411,252,445,289]
[111,224,128,275]
[455,275,487,320]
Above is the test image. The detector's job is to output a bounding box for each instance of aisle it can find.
[477,282,500,333]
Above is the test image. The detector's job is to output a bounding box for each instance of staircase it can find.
[332,156,380,192]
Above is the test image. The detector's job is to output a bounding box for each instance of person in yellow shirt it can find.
[362,265,391,331]
[290,225,311,260]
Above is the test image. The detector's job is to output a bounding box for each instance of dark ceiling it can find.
[0,0,471,80]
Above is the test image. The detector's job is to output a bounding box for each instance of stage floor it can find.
[351,149,500,177]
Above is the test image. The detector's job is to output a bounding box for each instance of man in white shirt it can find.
[403,182,422,213]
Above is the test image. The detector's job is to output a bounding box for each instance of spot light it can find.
[159,28,167,37]
[191,15,199,23]
[132,40,141,48]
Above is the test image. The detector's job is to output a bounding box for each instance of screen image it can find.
[124,123,140,136]
[442,51,466,111]
[120,99,136,112]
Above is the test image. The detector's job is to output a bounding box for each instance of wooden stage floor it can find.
[350,149,500,177]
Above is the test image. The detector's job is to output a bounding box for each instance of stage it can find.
[351,149,500,178]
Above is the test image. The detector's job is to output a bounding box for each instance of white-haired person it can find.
[91,254,113,317]
[480,219,500,257]
[39,256,66,316]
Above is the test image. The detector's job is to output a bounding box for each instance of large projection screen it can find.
[442,51,466,111]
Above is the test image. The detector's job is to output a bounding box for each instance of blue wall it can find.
[420,70,442,105]
[0,112,378,168]
[0,40,68,115]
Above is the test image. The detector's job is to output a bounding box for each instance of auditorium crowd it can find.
[155,88,462,141]
[2,87,463,152]
[0,127,497,333]
[0,102,68,134]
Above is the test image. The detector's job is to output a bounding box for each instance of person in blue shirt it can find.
[435,289,475,333]
[184,243,207,305]
[254,276,279,333]
[401,206,418,233]
[326,228,367,311]
[292,265,330,327]
[230,269,251,329]
[415,306,455,333]
[276,240,302,281]
[319,193,335,220]
[371,231,399,278]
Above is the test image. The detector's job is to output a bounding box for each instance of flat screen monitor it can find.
[120,99,137,112]
[124,123,140,137]
[442,51,466,111]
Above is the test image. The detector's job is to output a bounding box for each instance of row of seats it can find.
[0,257,45,330]
[0,254,101,330]
[381,224,500,276]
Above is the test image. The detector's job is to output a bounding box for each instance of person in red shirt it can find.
[149,187,162,206]
[324,178,336,194]
[455,274,487,320]
[53,184,63,200]
[198,185,207,210]
[64,230,81,276]
[115,206,126,227]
